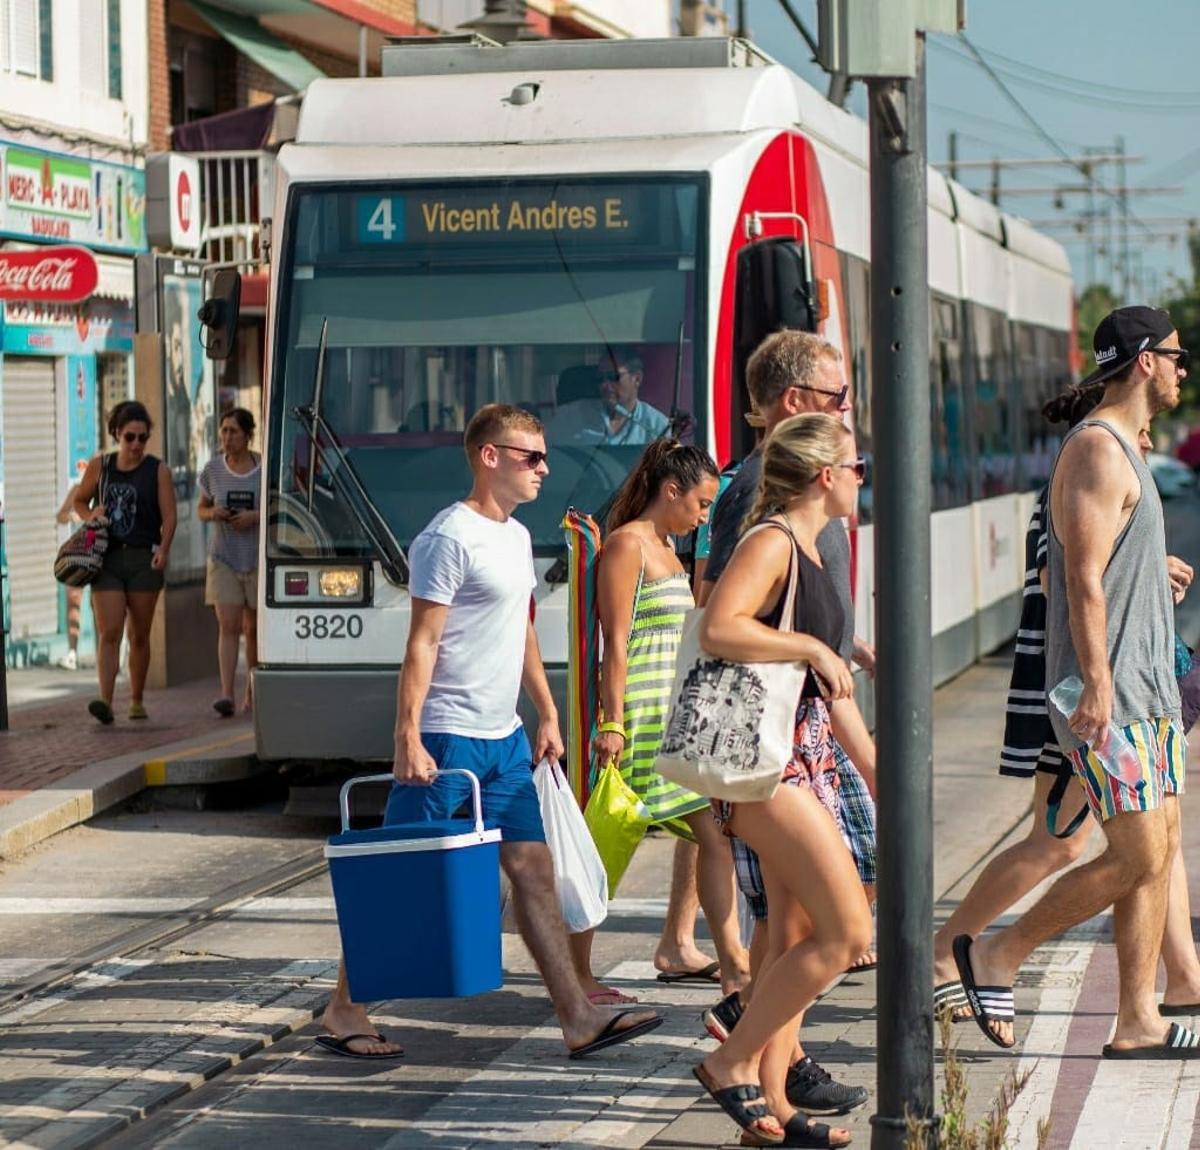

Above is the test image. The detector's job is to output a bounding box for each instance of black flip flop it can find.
[1160,1002,1200,1016]
[88,699,114,725]
[1103,1022,1200,1059]
[742,1112,850,1149]
[694,1063,783,1146]
[314,1031,404,1060]
[934,980,970,1022]
[844,955,877,975]
[657,960,721,984]
[952,934,1016,1049]
[568,1010,663,1059]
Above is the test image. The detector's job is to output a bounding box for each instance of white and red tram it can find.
[245,36,1074,762]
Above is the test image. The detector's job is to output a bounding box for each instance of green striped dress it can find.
[617,571,709,838]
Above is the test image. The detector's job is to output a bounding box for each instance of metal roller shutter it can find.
[3,356,59,640]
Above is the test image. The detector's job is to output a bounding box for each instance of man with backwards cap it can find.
[954,306,1200,1058]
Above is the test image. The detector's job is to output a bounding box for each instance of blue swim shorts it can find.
[382,727,546,843]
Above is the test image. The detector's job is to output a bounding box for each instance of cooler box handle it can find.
[337,769,485,836]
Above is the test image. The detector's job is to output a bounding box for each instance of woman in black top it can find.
[690,413,867,1150]
[73,401,177,725]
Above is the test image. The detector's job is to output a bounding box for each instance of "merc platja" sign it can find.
[0,245,98,302]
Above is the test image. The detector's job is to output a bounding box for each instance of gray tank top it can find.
[1045,419,1180,748]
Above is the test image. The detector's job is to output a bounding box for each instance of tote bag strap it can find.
[739,519,801,636]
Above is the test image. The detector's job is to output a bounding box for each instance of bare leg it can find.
[241,607,257,710]
[699,786,871,1141]
[123,591,160,705]
[320,961,404,1055]
[653,839,713,976]
[967,806,1169,1046]
[91,590,127,705]
[567,928,637,1004]
[501,841,657,1050]
[686,810,751,995]
[1159,798,1200,1006]
[66,586,81,653]
[934,772,1093,988]
[214,603,242,702]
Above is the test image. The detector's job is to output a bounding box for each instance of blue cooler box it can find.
[325,771,503,1001]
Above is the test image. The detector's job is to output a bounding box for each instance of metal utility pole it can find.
[867,33,934,1150]
[947,130,958,182]
[1117,135,1131,302]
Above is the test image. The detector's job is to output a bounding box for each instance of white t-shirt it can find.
[408,501,536,738]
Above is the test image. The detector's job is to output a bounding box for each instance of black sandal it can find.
[742,1112,851,1148]
[693,1063,784,1146]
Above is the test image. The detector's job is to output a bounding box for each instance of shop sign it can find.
[146,154,202,252]
[0,141,146,255]
[0,245,98,302]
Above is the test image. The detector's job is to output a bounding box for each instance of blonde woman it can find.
[691,413,870,1150]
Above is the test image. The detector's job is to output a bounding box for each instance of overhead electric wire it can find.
[945,32,1153,237]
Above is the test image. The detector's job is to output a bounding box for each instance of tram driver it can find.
[547,346,670,446]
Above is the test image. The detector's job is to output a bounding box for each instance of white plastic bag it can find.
[533,756,608,933]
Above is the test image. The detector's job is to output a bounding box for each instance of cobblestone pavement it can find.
[0,674,250,806]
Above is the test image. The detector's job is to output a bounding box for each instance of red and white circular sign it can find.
[0,245,98,303]
[176,169,193,235]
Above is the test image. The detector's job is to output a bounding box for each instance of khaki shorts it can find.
[205,558,258,608]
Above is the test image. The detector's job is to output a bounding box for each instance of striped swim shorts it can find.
[1068,716,1186,823]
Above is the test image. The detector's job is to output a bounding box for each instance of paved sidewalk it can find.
[0,673,250,806]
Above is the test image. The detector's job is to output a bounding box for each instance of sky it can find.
[725,0,1200,301]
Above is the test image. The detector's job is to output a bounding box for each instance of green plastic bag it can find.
[583,763,652,895]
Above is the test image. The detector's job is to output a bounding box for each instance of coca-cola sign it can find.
[0,245,98,303]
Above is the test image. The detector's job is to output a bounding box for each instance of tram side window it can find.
[969,304,1016,498]
[841,253,873,524]
[1020,325,1071,490]
[930,293,968,511]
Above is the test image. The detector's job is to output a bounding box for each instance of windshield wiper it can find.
[294,318,410,587]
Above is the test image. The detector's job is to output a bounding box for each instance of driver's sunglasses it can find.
[838,458,867,481]
[1152,347,1191,372]
[489,443,548,469]
[793,383,850,406]
[122,431,150,444]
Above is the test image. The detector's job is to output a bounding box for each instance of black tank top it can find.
[103,453,162,548]
[759,521,846,698]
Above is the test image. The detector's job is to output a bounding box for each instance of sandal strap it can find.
[975,986,1015,1019]
[715,1082,771,1117]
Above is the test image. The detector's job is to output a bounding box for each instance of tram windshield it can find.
[267,176,705,561]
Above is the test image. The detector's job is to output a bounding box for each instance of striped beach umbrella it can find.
[561,507,602,806]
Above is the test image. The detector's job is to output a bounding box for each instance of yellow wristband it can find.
[597,721,626,739]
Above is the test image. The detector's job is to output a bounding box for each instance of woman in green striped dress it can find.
[570,439,750,1004]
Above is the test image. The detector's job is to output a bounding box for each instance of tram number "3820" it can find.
[294,614,364,640]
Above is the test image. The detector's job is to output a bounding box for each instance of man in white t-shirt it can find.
[319,404,662,1060]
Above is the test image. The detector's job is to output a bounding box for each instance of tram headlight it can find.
[319,568,363,599]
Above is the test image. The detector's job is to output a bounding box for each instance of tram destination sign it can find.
[354,184,668,249]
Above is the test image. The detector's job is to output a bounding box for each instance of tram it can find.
[215,36,1074,763]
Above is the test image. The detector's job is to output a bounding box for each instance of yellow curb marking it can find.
[142,731,254,787]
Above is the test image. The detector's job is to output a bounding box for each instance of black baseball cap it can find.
[1081,305,1176,388]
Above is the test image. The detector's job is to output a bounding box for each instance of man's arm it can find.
[393,598,449,783]
[1056,429,1134,746]
[522,616,564,762]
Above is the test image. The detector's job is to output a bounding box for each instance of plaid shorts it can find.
[731,738,876,920]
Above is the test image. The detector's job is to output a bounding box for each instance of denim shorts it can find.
[93,543,163,593]
[382,727,545,843]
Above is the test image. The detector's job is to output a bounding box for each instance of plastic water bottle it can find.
[1048,676,1145,788]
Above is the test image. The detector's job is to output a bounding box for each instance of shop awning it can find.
[191,0,327,92]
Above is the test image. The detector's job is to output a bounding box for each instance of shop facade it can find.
[0,134,146,666]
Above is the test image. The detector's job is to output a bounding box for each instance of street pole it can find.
[868,32,935,1150]
[947,129,957,183]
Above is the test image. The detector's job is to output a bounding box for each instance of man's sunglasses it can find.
[122,431,150,444]
[838,458,867,481]
[1152,347,1191,372]
[793,383,851,407]
[488,443,548,468]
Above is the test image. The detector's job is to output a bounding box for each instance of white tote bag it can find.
[533,756,609,933]
[656,523,807,802]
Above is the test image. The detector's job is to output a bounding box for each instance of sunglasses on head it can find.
[1151,347,1191,372]
[488,443,548,468]
[122,431,150,444]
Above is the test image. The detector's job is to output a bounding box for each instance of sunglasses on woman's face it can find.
[837,458,866,481]
[122,431,150,444]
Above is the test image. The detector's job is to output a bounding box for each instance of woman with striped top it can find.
[568,439,750,1004]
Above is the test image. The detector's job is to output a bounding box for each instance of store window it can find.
[0,0,53,80]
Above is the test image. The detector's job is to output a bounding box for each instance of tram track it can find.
[0,845,328,1016]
